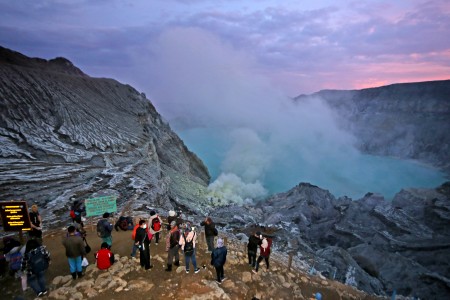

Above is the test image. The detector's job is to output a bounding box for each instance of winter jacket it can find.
[259,238,272,257]
[247,235,261,253]
[200,221,216,237]
[62,235,86,258]
[21,245,50,275]
[135,227,150,249]
[211,246,227,268]
[95,248,113,270]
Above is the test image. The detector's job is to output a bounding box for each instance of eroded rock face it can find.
[0,46,210,224]
[294,81,450,173]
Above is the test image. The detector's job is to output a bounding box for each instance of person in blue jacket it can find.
[211,238,227,284]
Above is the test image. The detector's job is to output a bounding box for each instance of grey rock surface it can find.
[0,46,210,226]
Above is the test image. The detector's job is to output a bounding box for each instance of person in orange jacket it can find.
[130,218,141,257]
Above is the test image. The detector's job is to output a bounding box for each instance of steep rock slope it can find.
[294,80,450,173]
[0,46,210,224]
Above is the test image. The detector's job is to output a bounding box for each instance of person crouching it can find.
[95,242,114,270]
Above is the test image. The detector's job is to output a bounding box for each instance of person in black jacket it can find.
[247,231,262,268]
[134,220,152,270]
[211,238,227,284]
[200,217,217,252]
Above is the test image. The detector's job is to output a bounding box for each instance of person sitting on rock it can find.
[95,242,115,270]
[247,231,262,268]
[252,235,272,273]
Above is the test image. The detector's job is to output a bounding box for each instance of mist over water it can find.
[145,28,446,203]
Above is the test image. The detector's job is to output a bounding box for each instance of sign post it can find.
[85,195,117,217]
[0,201,32,243]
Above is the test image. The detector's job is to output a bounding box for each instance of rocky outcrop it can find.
[294,81,450,173]
[0,46,210,225]
[211,182,450,298]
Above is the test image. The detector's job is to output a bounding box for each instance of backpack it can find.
[28,250,49,274]
[213,227,218,236]
[151,217,161,231]
[119,218,128,231]
[8,251,22,272]
[183,232,195,256]
[70,210,76,219]
[97,219,110,238]
[170,230,180,248]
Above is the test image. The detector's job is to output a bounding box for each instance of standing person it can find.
[179,223,200,274]
[252,236,272,273]
[28,204,43,244]
[200,217,217,252]
[96,212,113,248]
[247,231,262,268]
[130,218,141,258]
[148,210,162,245]
[211,238,227,284]
[62,225,86,279]
[21,239,50,297]
[165,221,180,272]
[135,220,152,270]
[95,242,115,270]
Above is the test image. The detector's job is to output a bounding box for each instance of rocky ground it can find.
[1,218,383,300]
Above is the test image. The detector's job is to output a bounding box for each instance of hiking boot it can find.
[165,264,172,272]
[71,272,77,280]
[194,268,200,274]
[174,261,180,267]
[77,272,83,278]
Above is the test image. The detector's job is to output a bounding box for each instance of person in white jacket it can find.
[148,210,163,245]
[179,223,200,274]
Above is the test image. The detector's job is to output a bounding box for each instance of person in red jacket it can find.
[252,236,272,273]
[95,242,114,270]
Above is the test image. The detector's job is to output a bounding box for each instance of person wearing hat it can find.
[247,231,262,268]
[148,210,163,245]
[165,220,181,271]
[96,212,113,248]
[29,204,43,244]
[211,238,227,284]
[179,222,200,274]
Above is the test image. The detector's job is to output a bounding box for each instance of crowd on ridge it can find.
[1,202,278,299]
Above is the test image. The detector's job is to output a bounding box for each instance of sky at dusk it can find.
[1,0,449,103]
[1,0,449,200]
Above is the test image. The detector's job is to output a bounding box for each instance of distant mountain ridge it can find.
[0,45,210,224]
[295,80,450,174]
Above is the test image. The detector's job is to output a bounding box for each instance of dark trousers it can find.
[28,271,47,295]
[139,247,151,269]
[255,255,269,271]
[248,250,257,267]
[167,246,179,265]
[206,236,215,252]
[214,265,224,281]
[153,232,160,243]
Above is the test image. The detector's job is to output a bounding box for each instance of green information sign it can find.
[85,195,117,217]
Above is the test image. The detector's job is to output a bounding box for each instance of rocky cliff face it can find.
[0,46,210,224]
[294,81,450,173]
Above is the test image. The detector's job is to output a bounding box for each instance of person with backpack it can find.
[200,217,218,252]
[70,199,85,226]
[247,231,262,268]
[62,225,86,279]
[21,239,50,297]
[165,221,180,272]
[252,236,272,273]
[95,242,115,270]
[97,212,113,248]
[148,210,162,245]
[211,238,227,284]
[134,220,152,270]
[179,222,200,274]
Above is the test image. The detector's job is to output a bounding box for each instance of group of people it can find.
[6,203,274,297]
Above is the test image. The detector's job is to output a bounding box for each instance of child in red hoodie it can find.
[95,242,114,270]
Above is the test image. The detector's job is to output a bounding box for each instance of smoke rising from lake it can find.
[144,27,445,203]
